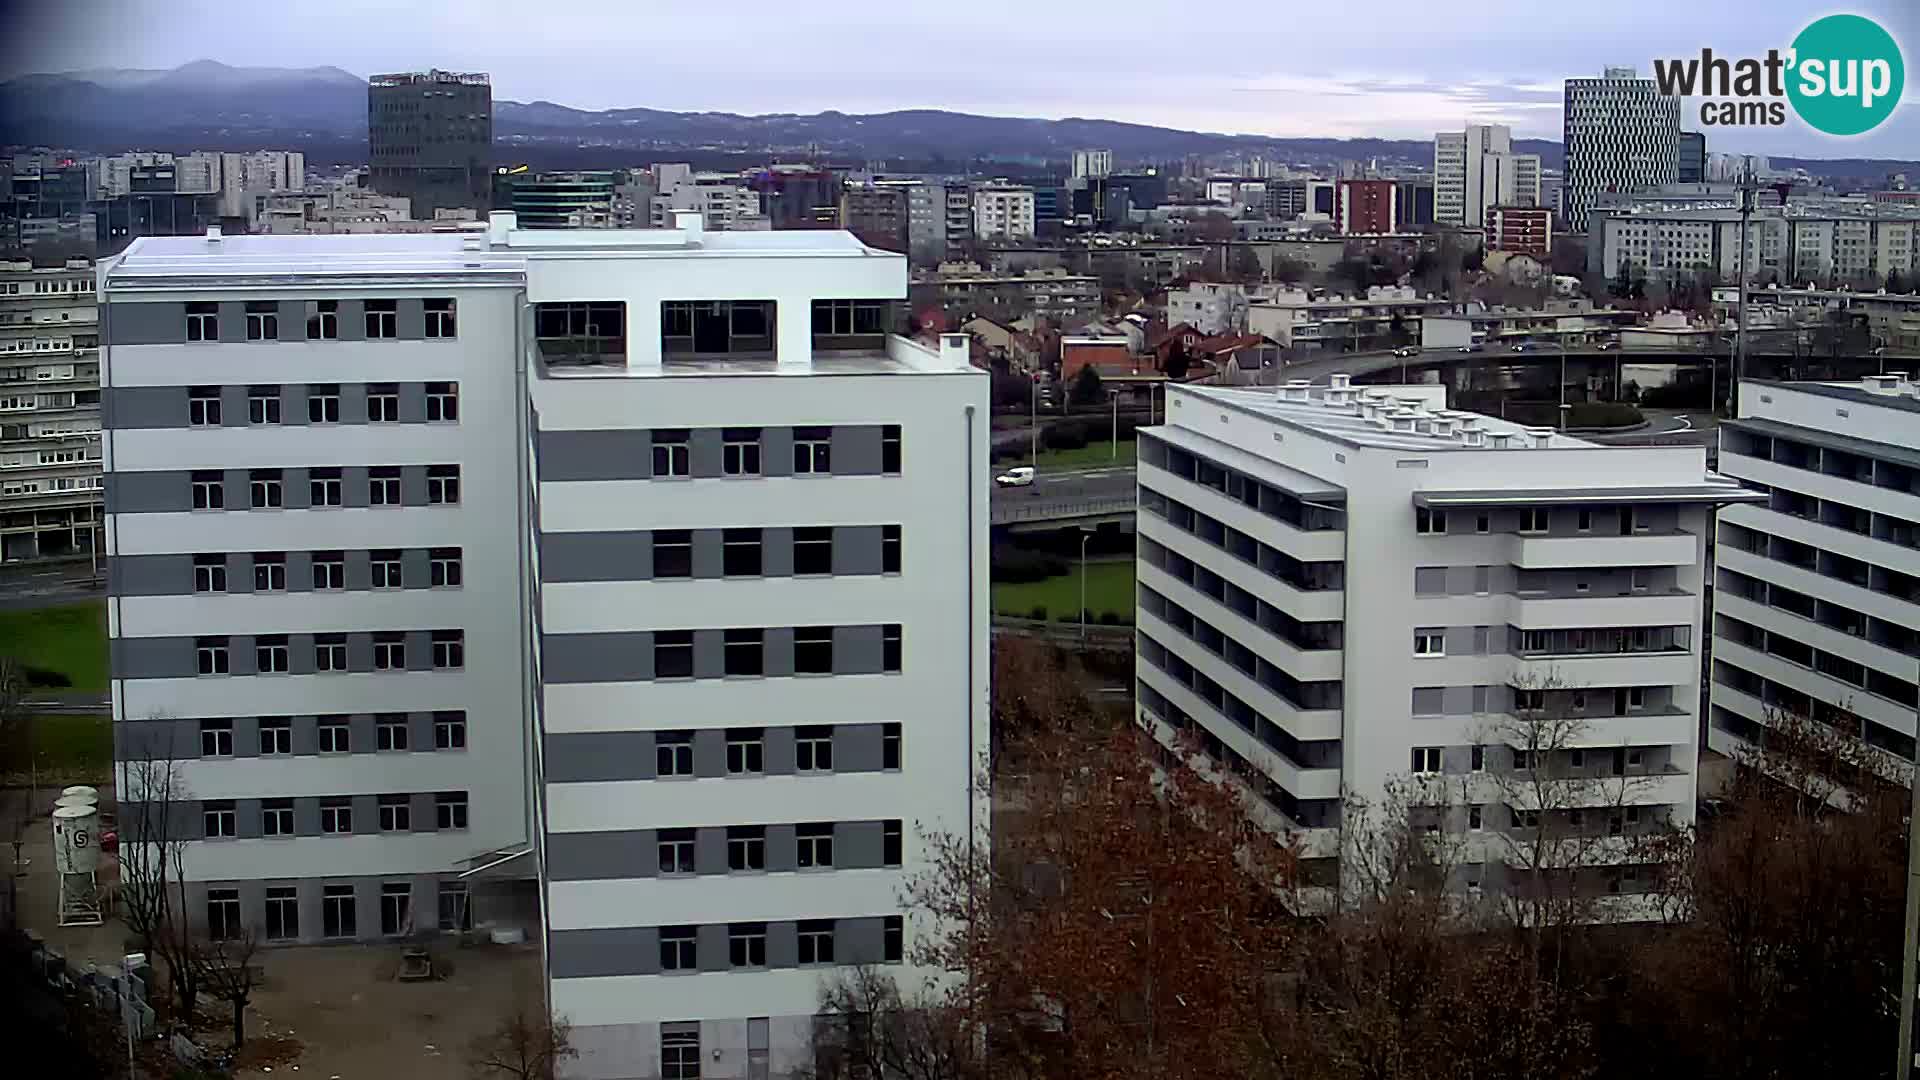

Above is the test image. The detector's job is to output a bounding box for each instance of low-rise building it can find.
[1248,287,1454,352]
[1489,205,1553,258]
[972,185,1036,241]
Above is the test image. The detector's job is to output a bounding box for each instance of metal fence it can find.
[991,496,1137,525]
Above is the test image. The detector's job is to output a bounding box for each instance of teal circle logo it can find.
[1787,14,1904,136]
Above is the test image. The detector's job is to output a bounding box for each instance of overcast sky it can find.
[6,0,1918,158]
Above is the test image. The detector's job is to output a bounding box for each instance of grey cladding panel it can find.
[541,532,651,583]
[835,624,885,675]
[545,731,655,782]
[104,386,188,430]
[111,554,186,597]
[539,430,651,482]
[838,917,887,965]
[689,429,724,478]
[762,427,794,478]
[114,636,196,680]
[105,303,185,345]
[216,302,247,343]
[541,632,652,683]
[108,471,192,514]
[115,718,196,761]
[836,821,885,869]
[546,830,655,881]
[833,526,883,575]
[832,425,884,475]
[550,927,658,979]
[397,299,426,340]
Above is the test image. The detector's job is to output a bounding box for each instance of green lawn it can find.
[1028,438,1138,473]
[20,712,111,781]
[0,601,108,693]
[992,559,1136,621]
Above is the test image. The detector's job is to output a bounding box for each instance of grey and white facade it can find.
[1135,379,1756,912]
[1562,68,1680,234]
[1,256,103,561]
[1710,377,1920,767]
[102,213,988,1080]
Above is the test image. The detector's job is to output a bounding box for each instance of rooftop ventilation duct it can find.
[1866,374,1903,395]
[1489,431,1514,449]
[1526,427,1555,449]
[204,225,222,244]
[1329,373,1352,390]
[1280,379,1312,402]
[1462,429,1487,447]
[1431,417,1457,438]
[1391,412,1416,432]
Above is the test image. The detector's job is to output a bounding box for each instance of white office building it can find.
[1135,378,1756,911]
[1563,68,1680,234]
[972,185,1036,241]
[1434,124,1541,229]
[1073,149,1114,180]
[0,257,102,562]
[1710,377,1920,769]
[102,212,989,1079]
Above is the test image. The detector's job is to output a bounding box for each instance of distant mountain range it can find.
[2,60,1914,181]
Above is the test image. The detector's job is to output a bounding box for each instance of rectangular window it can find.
[424,298,456,338]
[245,301,278,341]
[247,386,281,424]
[724,628,764,676]
[658,829,695,875]
[656,731,694,777]
[438,882,472,932]
[196,636,229,675]
[796,725,834,772]
[653,530,692,578]
[370,549,402,589]
[883,819,903,866]
[365,466,401,505]
[207,888,242,939]
[318,716,350,753]
[265,887,298,940]
[1413,630,1444,657]
[307,300,339,340]
[426,381,459,422]
[793,426,832,473]
[193,554,227,593]
[320,798,352,834]
[432,630,465,670]
[203,801,237,838]
[729,923,768,968]
[200,718,233,757]
[661,926,697,971]
[661,1027,701,1080]
[797,823,834,868]
[367,383,400,423]
[882,424,901,474]
[307,384,340,424]
[434,711,467,750]
[188,387,221,426]
[793,527,833,575]
[191,471,224,510]
[435,792,469,830]
[1411,746,1442,774]
[365,299,398,338]
[884,915,904,963]
[1475,513,1490,534]
[380,882,412,936]
[727,728,764,775]
[883,624,902,673]
[1519,508,1549,534]
[373,632,405,670]
[1513,749,1534,771]
[427,465,460,505]
[185,302,218,342]
[309,467,343,507]
[262,799,294,836]
[312,551,345,591]
[1471,745,1485,772]
[795,626,834,673]
[322,884,356,938]
[797,920,836,965]
[430,548,463,587]
[1514,688,1545,712]
[652,430,690,477]
[1416,507,1446,535]
[654,630,694,678]
[249,469,283,509]
[883,724,901,770]
[723,528,762,576]
[251,551,286,592]
[1470,806,1484,831]
[1577,508,1593,532]
[727,825,767,871]
[259,717,292,755]
[376,714,410,751]
[882,525,901,573]
[378,795,411,832]
[722,428,761,476]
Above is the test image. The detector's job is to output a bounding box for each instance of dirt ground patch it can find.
[232,941,541,1079]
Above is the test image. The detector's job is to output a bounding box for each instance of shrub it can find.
[1029,605,1048,621]
[1098,611,1123,625]
[1640,381,1713,409]
[1566,401,1643,428]
[1043,424,1089,451]
[23,666,70,689]
[991,548,1067,584]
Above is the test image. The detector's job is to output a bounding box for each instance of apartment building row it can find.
[0,257,102,562]
[1595,205,1920,284]
[102,212,988,1080]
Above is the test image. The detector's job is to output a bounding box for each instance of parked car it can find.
[1391,346,1419,357]
[1510,342,1534,352]
[1596,340,1618,351]
[995,466,1036,488]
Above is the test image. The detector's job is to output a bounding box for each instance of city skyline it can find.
[6,0,1917,159]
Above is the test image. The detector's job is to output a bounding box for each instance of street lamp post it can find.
[1079,527,1093,644]
[1110,390,1120,459]
[1030,375,1039,470]
[1898,655,1920,1080]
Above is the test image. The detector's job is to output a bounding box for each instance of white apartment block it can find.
[1563,68,1680,233]
[1073,149,1114,180]
[0,257,102,562]
[217,151,307,220]
[1434,125,1540,229]
[1135,378,1757,911]
[1710,377,1920,769]
[1166,282,1253,335]
[650,174,767,232]
[972,186,1035,241]
[1600,208,1920,284]
[101,212,988,1080]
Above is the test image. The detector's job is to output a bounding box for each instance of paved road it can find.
[991,464,1137,510]
[0,562,104,610]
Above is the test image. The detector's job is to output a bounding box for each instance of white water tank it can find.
[52,804,100,873]
[61,785,98,801]
[54,794,96,811]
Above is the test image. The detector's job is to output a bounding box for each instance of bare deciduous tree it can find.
[117,721,202,1021]
[195,924,262,1050]
[468,994,576,1080]
[805,966,977,1080]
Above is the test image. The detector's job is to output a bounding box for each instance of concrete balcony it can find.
[1138,513,1344,624]
[1712,638,1915,735]
[1509,531,1697,569]
[1135,686,1342,806]
[1138,460,1345,563]
[1512,650,1696,689]
[1716,545,1919,630]
[1492,707,1696,749]
[1136,560,1343,682]
[1721,451,1920,526]
[1138,612,1342,744]
[1507,591,1698,630]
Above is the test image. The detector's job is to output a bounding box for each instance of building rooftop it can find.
[1189,382,1586,452]
[1749,377,1920,416]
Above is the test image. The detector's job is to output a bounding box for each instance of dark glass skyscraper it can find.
[368,70,492,220]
